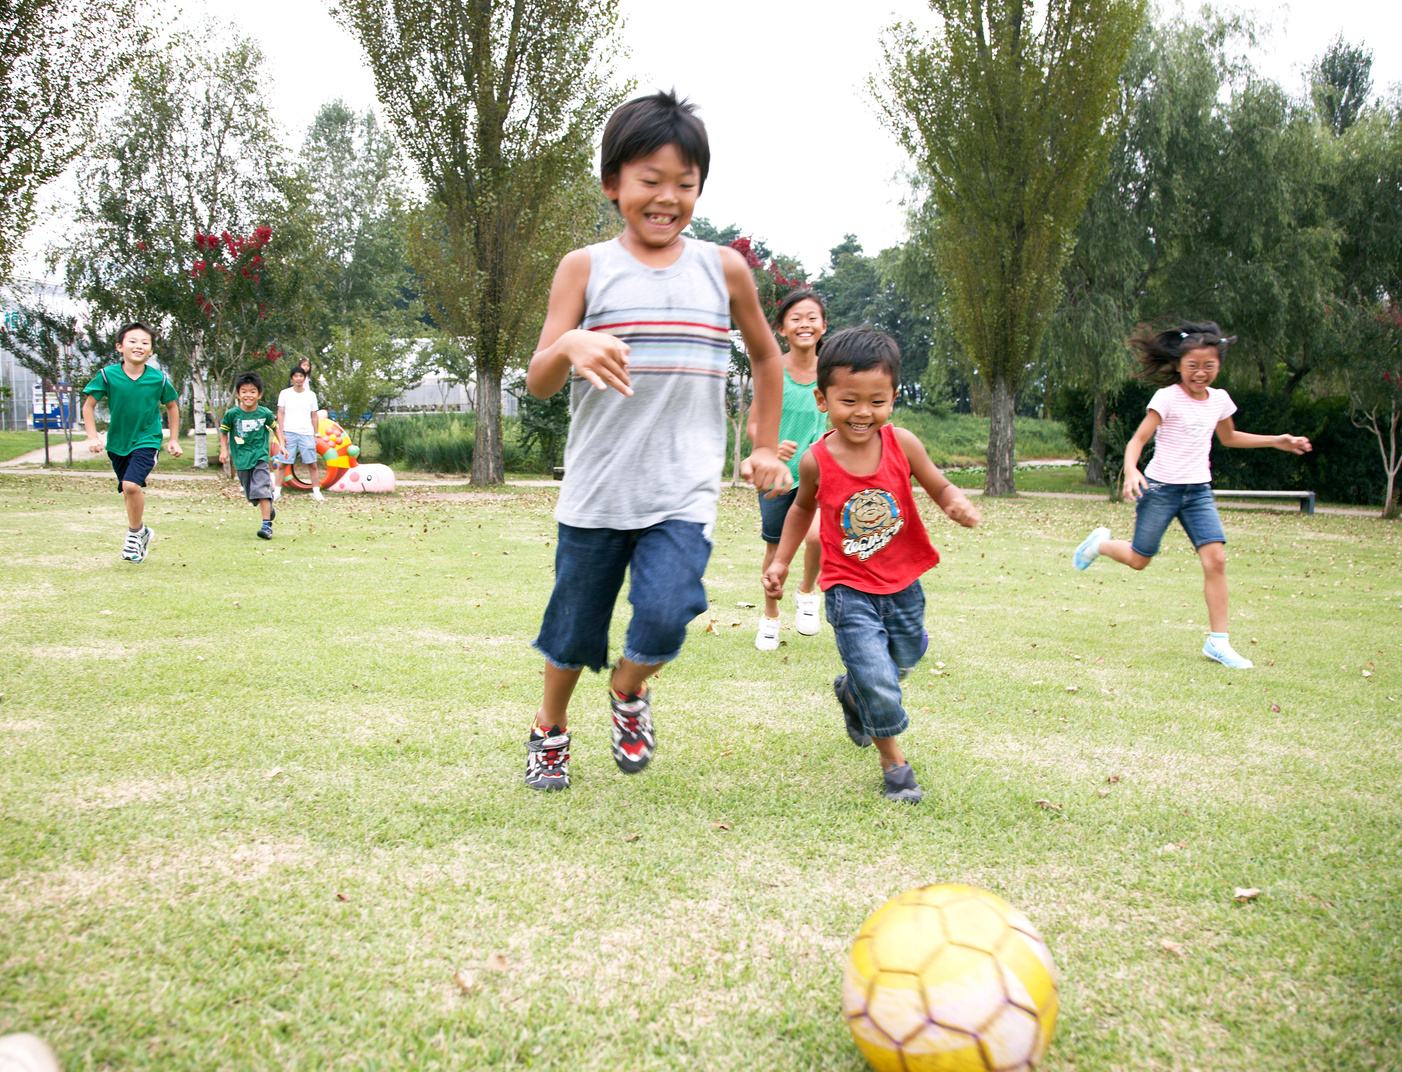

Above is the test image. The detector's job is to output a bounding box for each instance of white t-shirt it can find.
[1143,384,1237,485]
[277,386,320,435]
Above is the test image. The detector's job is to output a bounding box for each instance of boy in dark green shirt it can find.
[81,322,181,563]
[219,372,278,540]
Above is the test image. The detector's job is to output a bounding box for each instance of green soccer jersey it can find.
[220,405,277,471]
[82,363,178,456]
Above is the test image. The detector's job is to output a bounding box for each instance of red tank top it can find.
[811,423,940,594]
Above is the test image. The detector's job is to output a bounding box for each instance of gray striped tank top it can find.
[555,237,732,530]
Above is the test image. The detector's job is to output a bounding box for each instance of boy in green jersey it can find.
[81,322,181,563]
[219,372,278,539]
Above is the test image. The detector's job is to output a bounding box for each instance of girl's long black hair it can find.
[1128,321,1237,386]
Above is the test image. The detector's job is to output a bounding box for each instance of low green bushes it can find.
[373,412,529,473]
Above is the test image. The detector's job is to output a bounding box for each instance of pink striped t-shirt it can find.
[1143,384,1237,485]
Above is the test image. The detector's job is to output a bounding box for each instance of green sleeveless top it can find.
[778,367,827,483]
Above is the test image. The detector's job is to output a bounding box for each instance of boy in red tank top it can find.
[763,328,981,802]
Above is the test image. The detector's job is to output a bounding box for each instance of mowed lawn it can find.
[0,471,1398,1072]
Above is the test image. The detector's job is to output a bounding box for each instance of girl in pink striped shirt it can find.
[1073,323,1312,668]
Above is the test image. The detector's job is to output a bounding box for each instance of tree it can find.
[876,0,1144,494]
[297,101,417,348]
[60,32,289,465]
[1311,35,1373,138]
[1346,302,1402,518]
[0,0,151,284]
[336,0,626,485]
[0,304,102,465]
[313,320,426,446]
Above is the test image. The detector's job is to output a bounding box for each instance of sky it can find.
[23,0,1402,280]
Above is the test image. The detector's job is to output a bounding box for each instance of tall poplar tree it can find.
[876,0,1143,494]
[334,0,625,484]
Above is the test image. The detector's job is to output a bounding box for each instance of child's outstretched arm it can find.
[762,450,819,599]
[165,400,182,456]
[1122,411,1162,500]
[721,246,790,497]
[526,249,632,399]
[82,395,103,453]
[1215,418,1312,454]
[894,427,981,528]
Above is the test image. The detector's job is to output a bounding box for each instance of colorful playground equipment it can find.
[274,413,396,493]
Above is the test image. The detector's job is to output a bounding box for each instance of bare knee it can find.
[1127,554,1151,571]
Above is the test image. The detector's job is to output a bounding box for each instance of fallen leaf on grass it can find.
[1065,685,1078,692]
[1034,799,1062,812]
[735,601,756,608]
[704,619,719,635]
[1270,702,1281,713]
[1106,775,1121,784]
[265,767,283,780]
[719,750,732,756]
[485,952,509,972]
[1097,789,1109,797]
[453,970,479,994]
[99,610,111,615]
[710,821,732,830]
[624,833,642,843]
[1250,637,1258,644]
[935,661,946,669]
[335,892,349,902]
[1362,670,1372,678]
[1234,887,1262,902]
[1160,939,1186,956]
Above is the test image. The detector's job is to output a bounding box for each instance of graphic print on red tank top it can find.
[811,424,939,595]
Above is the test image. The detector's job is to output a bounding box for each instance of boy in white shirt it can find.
[276,366,323,501]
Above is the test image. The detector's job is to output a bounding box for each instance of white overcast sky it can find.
[23,0,1402,279]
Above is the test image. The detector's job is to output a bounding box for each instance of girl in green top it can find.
[745,289,829,650]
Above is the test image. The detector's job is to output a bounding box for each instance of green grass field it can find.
[0,430,47,462]
[1,472,1398,1071]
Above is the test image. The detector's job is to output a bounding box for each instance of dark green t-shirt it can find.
[219,405,277,471]
[82,363,178,456]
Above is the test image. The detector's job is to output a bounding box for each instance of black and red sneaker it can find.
[525,725,571,791]
[609,687,655,773]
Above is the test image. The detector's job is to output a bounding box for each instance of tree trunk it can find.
[731,372,750,487]
[191,344,209,469]
[472,363,505,485]
[41,378,51,467]
[985,374,1017,496]
[1086,387,1107,486]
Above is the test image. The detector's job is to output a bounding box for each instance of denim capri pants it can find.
[758,487,798,545]
[533,519,713,673]
[826,580,927,738]
[1131,480,1227,558]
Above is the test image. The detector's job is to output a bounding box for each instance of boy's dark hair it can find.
[600,90,709,200]
[116,322,153,345]
[289,365,307,381]
[1128,321,1238,386]
[235,372,264,393]
[817,327,901,392]
[771,288,827,329]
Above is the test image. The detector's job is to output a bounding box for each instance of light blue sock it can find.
[1208,632,1227,643]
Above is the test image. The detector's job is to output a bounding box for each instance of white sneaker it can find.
[1203,636,1253,669]
[271,485,281,501]
[754,616,780,651]
[794,590,822,635]
[311,487,325,502]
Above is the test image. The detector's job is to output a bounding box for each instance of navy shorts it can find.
[109,448,158,491]
[1131,480,1227,558]
[758,487,798,544]
[533,519,713,673]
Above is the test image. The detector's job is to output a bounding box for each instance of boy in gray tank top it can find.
[521,90,792,792]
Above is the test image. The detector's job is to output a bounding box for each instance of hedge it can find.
[1053,383,1387,506]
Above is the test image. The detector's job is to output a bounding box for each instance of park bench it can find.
[1212,489,1316,515]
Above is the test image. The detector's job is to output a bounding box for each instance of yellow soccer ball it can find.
[843,884,1058,1072]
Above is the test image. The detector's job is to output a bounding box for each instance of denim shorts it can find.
[109,448,158,491]
[533,519,713,673]
[284,432,318,463]
[1131,480,1227,558]
[758,487,798,544]
[826,580,926,738]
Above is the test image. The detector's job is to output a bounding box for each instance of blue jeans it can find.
[758,487,797,544]
[826,581,926,738]
[533,520,712,673]
[1131,481,1226,558]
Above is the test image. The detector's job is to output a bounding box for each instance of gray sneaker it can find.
[834,675,872,748]
[883,763,924,803]
[610,688,655,773]
[122,525,153,562]
[525,726,571,791]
